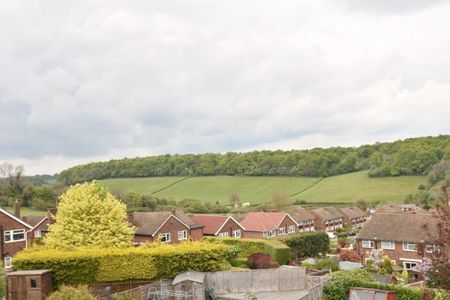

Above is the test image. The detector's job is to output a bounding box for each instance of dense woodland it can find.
[58,136,450,184]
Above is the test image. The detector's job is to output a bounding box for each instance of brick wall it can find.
[217,218,243,237]
[0,211,31,259]
[154,216,191,244]
[190,227,203,241]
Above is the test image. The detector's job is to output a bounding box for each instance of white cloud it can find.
[0,0,449,175]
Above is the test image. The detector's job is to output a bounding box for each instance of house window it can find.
[218,232,229,237]
[425,245,435,253]
[159,233,171,243]
[267,230,275,237]
[233,230,241,238]
[34,230,42,238]
[4,229,26,243]
[30,278,38,288]
[403,261,418,270]
[362,240,374,248]
[278,227,286,235]
[177,230,187,240]
[4,256,12,269]
[381,241,395,250]
[403,242,417,252]
[288,225,295,234]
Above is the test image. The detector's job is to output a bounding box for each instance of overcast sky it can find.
[1,0,450,175]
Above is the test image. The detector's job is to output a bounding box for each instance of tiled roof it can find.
[239,212,288,232]
[22,215,46,227]
[289,207,315,222]
[339,206,365,219]
[376,204,427,214]
[357,213,439,243]
[130,210,198,236]
[190,214,229,235]
[311,207,343,220]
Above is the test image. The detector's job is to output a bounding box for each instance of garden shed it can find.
[6,269,53,300]
[172,271,205,300]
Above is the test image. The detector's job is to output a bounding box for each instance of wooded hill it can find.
[58,135,450,185]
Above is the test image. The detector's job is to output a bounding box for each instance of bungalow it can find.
[288,207,315,232]
[189,214,245,238]
[356,213,439,278]
[128,209,204,245]
[310,207,344,232]
[339,206,366,229]
[376,204,426,214]
[0,201,33,268]
[238,212,298,239]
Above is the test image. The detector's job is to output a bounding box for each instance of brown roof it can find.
[130,209,200,236]
[376,204,427,214]
[289,207,315,222]
[311,207,343,221]
[190,214,243,235]
[339,206,365,219]
[239,212,291,232]
[22,215,46,227]
[357,213,439,243]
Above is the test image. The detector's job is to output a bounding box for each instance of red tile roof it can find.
[190,215,237,235]
[239,212,289,232]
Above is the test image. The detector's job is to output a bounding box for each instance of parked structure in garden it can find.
[128,209,204,244]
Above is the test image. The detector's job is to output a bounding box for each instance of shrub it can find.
[324,270,423,300]
[14,242,229,286]
[247,253,278,269]
[339,249,360,262]
[205,237,290,265]
[282,232,330,259]
[47,285,96,300]
[315,257,339,272]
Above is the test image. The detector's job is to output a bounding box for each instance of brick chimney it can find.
[14,199,20,218]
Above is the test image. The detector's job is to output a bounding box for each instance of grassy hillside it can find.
[101,171,426,205]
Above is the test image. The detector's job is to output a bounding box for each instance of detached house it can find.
[339,206,366,229]
[238,212,298,239]
[311,207,344,232]
[356,213,439,278]
[0,202,32,268]
[190,214,245,238]
[128,209,204,245]
[288,207,315,232]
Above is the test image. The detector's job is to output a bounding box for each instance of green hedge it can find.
[205,237,291,265]
[324,270,423,300]
[14,242,229,286]
[282,231,330,258]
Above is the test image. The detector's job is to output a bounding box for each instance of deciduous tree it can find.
[45,181,134,248]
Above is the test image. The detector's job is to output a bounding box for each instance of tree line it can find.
[58,135,450,184]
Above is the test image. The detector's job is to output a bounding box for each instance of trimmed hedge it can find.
[14,242,229,286]
[282,231,330,258]
[205,237,291,265]
[324,270,423,300]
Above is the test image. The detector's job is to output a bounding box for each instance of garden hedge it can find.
[281,231,330,258]
[13,242,229,286]
[323,270,423,300]
[205,237,291,265]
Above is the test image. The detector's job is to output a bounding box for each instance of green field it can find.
[4,207,47,217]
[101,171,427,205]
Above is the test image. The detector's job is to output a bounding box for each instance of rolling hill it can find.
[101,171,426,205]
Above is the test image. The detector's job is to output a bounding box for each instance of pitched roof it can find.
[369,273,396,284]
[376,204,427,214]
[0,207,33,229]
[239,212,290,232]
[339,206,365,219]
[22,215,46,227]
[130,209,200,236]
[357,213,439,243]
[289,207,315,222]
[190,214,243,235]
[311,207,343,221]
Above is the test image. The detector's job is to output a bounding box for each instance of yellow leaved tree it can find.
[45,181,134,248]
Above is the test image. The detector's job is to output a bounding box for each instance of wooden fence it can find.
[300,277,330,300]
[204,266,308,294]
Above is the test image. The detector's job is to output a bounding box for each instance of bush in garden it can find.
[282,232,330,259]
[247,252,278,269]
[47,285,96,300]
[315,257,339,271]
[339,249,361,262]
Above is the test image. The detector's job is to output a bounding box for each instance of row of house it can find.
[0,202,367,267]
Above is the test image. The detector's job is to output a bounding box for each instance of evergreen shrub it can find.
[13,242,229,286]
